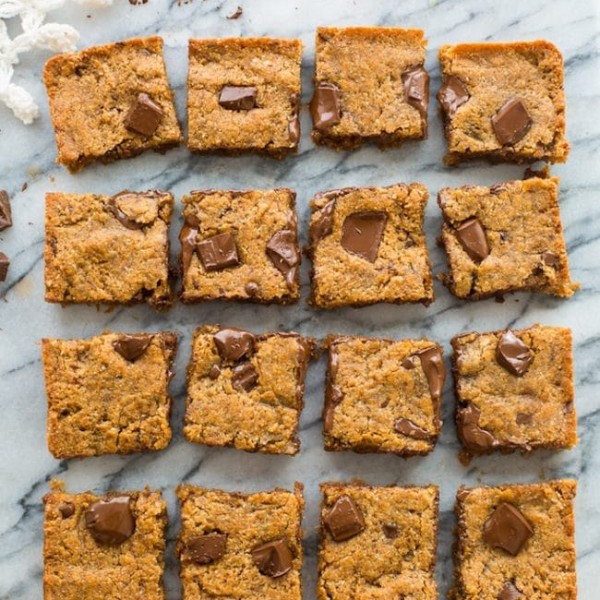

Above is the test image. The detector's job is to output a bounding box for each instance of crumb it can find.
[128,0,148,5]
[21,182,28,191]
[227,6,243,19]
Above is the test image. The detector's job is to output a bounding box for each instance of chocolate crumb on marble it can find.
[0,253,9,282]
[0,191,12,231]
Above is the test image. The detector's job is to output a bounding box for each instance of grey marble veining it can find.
[0,0,599,597]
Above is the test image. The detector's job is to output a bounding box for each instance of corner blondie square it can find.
[438,177,578,300]
[308,184,433,308]
[180,189,300,304]
[452,324,577,459]
[318,483,439,600]
[44,36,182,172]
[42,332,177,459]
[45,191,173,309]
[184,325,314,454]
[44,485,167,600]
[437,41,569,165]
[310,27,429,148]
[187,38,302,157]
[177,484,304,600]
[323,335,445,456]
[453,480,577,599]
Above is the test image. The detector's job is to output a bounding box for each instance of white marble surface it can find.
[0,0,599,597]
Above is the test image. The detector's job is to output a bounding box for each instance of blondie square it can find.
[437,41,569,165]
[308,184,433,308]
[323,335,444,455]
[44,484,167,599]
[187,38,302,157]
[310,27,429,148]
[452,324,576,459]
[180,188,300,304]
[453,480,577,599]
[45,191,173,308]
[438,177,578,300]
[318,483,439,600]
[42,332,177,459]
[184,326,314,454]
[177,484,304,600]
[44,36,182,172]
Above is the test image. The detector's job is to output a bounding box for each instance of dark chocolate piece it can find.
[541,251,560,267]
[112,334,153,362]
[457,404,498,451]
[498,581,523,600]
[84,496,135,546]
[231,361,259,392]
[108,192,157,230]
[417,346,445,401]
[496,331,533,376]
[311,199,336,245]
[340,211,387,262]
[394,418,432,440]
[0,191,12,231]
[382,524,399,539]
[483,502,533,556]
[288,93,300,144]
[197,232,240,272]
[124,93,163,137]
[491,98,532,146]
[208,364,221,380]
[58,502,75,518]
[402,66,429,117]
[0,252,9,282]
[213,328,255,362]
[219,86,258,111]
[310,82,342,131]
[323,495,365,542]
[244,281,260,296]
[438,76,470,118]
[251,538,293,578]
[455,218,489,262]
[226,5,243,19]
[186,533,227,564]
[180,221,199,273]
[266,230,299,287]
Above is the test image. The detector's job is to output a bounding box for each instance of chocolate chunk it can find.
[491,98,532,146]
[394,418,432,441]
[457,404,498,451]
[112,334,153,362]
[186,533,227,564]
[266,230,299,287]
[108,192,157,230]
[85,496,135,546]
[288,93,300,144]
[0,191,12,231]
[208,364,221,380]
[323,385,343,433]
[226,5,243,18]
[197,232,240,272]
[496,331,533,376]
[417,346,445,401]
[219,86,258,111]
[402,66,429,117]
[232,361,259,392]
[341,212,387,262]
[541,251,560,267]
[382,524,399,539]
[323,495,365,542]
[438,76,470,118]
[516,412,533,425]
[251,538,293,578]
[0,253,9,282]
[180,223,199,273]
[213,328,255,361]
[498,582,523,600]
[455,218,489,262]
[58,502,75,518]
[483,502,533,556]
[245,281,260,296]
[311,199,336,244]
[124,93,163,137]
[310,82,342,131]
[402,357,416,370]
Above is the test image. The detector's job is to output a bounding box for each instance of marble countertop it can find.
[0,0,598,597]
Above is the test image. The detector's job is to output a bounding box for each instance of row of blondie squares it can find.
[42,323,576,462]
[43,30,569,172]
[44,175,578,311]
[44,478,578,599]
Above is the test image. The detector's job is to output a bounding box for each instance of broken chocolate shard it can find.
[231,361,259,392]
[288,93,300,144]
[197,232,240,272]
[310,82,341,131]
[186,532,227,564]
[455,217,489,263]
[208,364,221,380]
[483,502,533,556]
[438,76,470,118]
[266,230,299,287]
[341,212,387,262]
[113,334,153,362]
[402,65,429,117]
[417,346,445,401]
[491,98,532,146]
[0,253,9,282]
[496,331,533,377]
[213,328,255,362]
[219,86,258,111]
[394,418,432,441]
[251,538,293,578]
[0,191,12,231]
[498,581,523,600]
[457,403,498,451]
[124,92,163,137]
[382,524,399,539]
[323,495,365,542]
[85,496,135,546]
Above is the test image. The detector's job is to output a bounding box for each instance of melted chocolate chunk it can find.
[213,328,255,362]
[0,252,9,282]
[311,199,336,245]
[58,502,75,518]
[85,496,135,546]
[417,346,445,401]
[496,331,533,376]
[483,502,533,556]
[288,93,301,144]
[108,192,158,230]
[438,76,470,118]
[219,86,258,111]
[491,98,532,146]
[341,212,387,262]
[0,191,12,231]
[310,82,342,131]
[394,418,431,440]
[382,524,399,539]
[251,538,293,578]
[498,581,523,600]
[231,361,259,392]
[455,218,490,262]
[541,251,560,267]
[323,495,365,542]
[180,222,199,273]
[457,404,498,451]
[186,533,227,564]
[197,232,240,271]
[266,230,299,287]
[208,364,221,380]
[124,93,163,137]
[112,334,153,362]
[402,66,429,117]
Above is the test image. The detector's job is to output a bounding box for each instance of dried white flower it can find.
[0,0,114,124]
